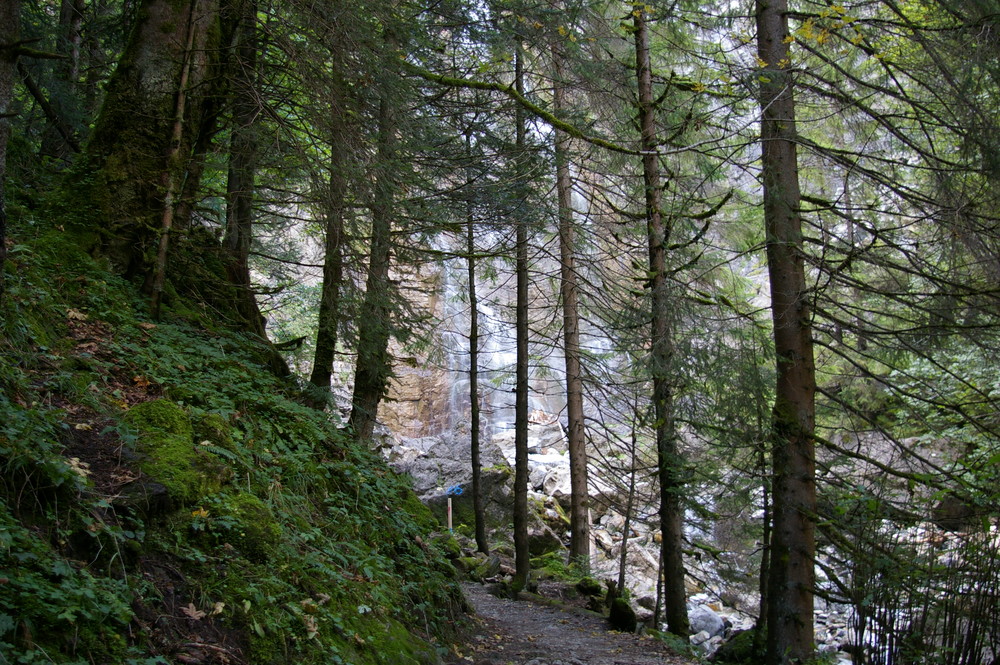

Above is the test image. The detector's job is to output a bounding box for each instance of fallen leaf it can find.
[67,309,88,321]
[301,614,318,638]
[182,603,206,620]
[67,457,91,478]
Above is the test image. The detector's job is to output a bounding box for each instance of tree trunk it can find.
[349,89,396,441]
[466,130,488,555]
[150,1,200,320]
[552,39,590,569]
[222,0,266,337]
[309,86,349,394]
[0,0,20,305]
[512,45,531,594]
[634,6,689,637]
[80,0,221,280]
[618,419,639,592]
[756,0,818,661]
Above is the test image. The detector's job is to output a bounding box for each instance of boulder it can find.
[532,421,567,452]
[637,595,656,611]
[387,433,514,529]
[575,577,603,596]
[529,464,547,490]
[124,400,230,506]
[710,629,763,663]
[608,598,637,633]
[689,604,727,638]
[527,524,564,557]
[542,466,573,501]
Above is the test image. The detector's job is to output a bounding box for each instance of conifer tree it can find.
[755,0,817,660]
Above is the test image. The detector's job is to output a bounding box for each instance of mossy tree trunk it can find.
[349,77,398,441]
[81,0,221,282]
[309,77,351,395]
[222,0,266,338]
[0,0,20,304]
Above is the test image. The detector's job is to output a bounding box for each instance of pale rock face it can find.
[543,466,573,500]
[381,367,451,438]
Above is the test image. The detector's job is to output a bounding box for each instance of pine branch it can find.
[401,61,640,156]
[1,39,65,60]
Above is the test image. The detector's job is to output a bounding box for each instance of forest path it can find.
[445,582,697,665]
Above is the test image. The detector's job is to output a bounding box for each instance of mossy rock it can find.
[212,492,281,562]
[125,400,230,504]
[527,526,564,557]
[431,532,462,559]
[710,629,762,663]
[451,556,480,575]
[609,597,637,633]
[193,411,236,452]
[125,399,193,439]
[576,576,603,596]
[364,616,440,664]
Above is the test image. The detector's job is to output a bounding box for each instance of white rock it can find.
[689,604,726,638]
[543,466,573,497]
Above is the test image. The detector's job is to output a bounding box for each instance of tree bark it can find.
[634,7,689,637]
[756,0,818,661]
[349,87,396,441]
[80,0,221,280]
[309,84,349,394]
[0,0,20,305]
[512,44,531,594]
[150,1,199,320]
[223,0,266,337]
[466,130,489,555]
[552,39,590,569]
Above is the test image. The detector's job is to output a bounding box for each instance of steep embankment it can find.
[0,229,464,664]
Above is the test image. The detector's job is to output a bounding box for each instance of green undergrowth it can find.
[0,225,464,664]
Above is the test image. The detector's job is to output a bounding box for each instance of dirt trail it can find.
[446,583,696,665]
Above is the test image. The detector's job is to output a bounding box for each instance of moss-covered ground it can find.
[0,222,465,664]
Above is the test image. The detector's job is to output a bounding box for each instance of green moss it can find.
[140,432,230,503]
[193,411,236,451]
[126,399,193,439]
[576,576,603,596]
[125,400,230,504]
[365,618,440,664]
[214,492,281,561]
[431,532,462,559]
[711,628,763,663]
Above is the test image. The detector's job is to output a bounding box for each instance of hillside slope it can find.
[0,225,465,664]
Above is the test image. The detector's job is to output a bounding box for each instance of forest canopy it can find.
[2,0,999,664]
